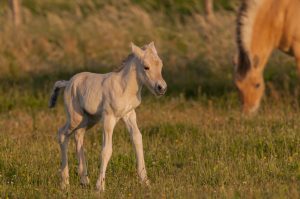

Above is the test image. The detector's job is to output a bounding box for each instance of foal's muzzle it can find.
[155,83,167,96]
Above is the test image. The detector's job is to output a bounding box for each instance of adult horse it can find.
[234,0,300,114]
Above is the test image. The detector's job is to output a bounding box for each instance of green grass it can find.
[1,0,300,198]
[1,95,300,198]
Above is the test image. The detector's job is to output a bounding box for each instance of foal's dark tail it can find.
[49,80,69,108]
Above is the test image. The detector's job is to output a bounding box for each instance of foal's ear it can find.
[131,42,144,60]
[148,41,157,55]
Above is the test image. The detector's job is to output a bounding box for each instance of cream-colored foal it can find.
[49,42,167,192]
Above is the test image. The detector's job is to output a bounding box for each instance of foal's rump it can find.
[48,72,100,109]
[49,80,69,108]
[49,71,109,114]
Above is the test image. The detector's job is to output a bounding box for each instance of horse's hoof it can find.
[96,181,105,192]
[60,181,70,190]
[80,176,90,187]
[95,185,105,192]
[141,178,151,187]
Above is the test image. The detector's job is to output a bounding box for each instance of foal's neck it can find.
[118,56,142,97]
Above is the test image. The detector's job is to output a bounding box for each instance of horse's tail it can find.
[49,80,69,108]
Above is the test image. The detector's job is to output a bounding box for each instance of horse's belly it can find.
[83,103,102,116]
[81,94,103,116]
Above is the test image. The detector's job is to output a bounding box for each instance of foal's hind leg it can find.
[58,109,84,189]
[57,124,72,189]
[74,127,90,186]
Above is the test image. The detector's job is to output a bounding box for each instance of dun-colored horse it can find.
[234,0,300,114]
[49,42,167,192]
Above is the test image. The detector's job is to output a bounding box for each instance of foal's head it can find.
[131,42,167,96]
[234,53,264,115]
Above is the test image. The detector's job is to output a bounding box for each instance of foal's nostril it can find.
[157,85,162,91]
[156,84,166,94]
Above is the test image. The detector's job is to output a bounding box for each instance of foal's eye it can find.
[144,66,150,70]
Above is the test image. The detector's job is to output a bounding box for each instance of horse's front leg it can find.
[96,114,117,192]
[123,110,150,186]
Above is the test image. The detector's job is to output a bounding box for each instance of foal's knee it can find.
[132,131,143,145]
[132,131,142,140]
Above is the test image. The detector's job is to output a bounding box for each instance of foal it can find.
[49,42,167,191]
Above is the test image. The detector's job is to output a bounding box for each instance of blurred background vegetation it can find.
[2,2,300,198]
[0,0,297,111]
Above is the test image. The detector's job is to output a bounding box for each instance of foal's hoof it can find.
[80,176,90,187]
[96,181,105,192]
[142,179,151,187]
[60,181,70,190]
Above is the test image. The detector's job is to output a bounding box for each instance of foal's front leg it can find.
[123,110,150,185]
[96,114,117,192]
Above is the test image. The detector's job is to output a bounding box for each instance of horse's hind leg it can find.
[75,118,98,186]
[58,110,84,189]
[57,124,72,189]
[74,127,90,186]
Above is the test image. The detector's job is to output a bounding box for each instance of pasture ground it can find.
[1,1,300,198]
[1,92,300,198]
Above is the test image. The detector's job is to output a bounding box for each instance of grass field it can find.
[1,96,300,198]
[1,0,300,198]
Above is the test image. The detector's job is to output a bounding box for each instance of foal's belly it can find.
[80,94,104,116]
[82,97,133,117]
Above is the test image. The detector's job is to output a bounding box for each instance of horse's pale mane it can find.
[236,0,263,77]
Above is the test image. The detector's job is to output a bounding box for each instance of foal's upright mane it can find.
[115,53,135,72]
[115,45,148,72]
[236,0,263,77]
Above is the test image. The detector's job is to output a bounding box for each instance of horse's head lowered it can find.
[131,42,167,96]
[234,54,264,115]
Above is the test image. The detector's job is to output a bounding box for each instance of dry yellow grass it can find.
[1,98,300,198]
[1,1,300,198]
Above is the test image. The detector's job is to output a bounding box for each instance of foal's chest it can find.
[111,96,141,117]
